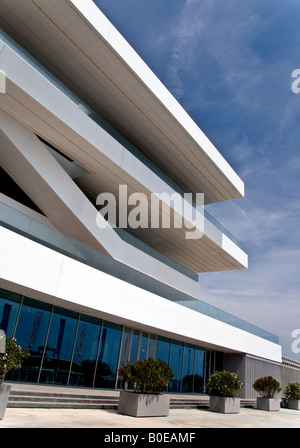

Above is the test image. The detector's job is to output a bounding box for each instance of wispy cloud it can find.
[165,0,300,137]
[166,1,267,101]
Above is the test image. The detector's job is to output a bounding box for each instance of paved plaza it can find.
[1,405,299,429]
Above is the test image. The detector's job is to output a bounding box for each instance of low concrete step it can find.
[170,397,209,407]
[8,401,119,409]
[8,390,119,409]
[9,396,118,404]
[6,384,257,409]
[171,399,257,408]
[9,391,118,400]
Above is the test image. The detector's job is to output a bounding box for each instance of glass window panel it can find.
[156,336,170,364]
[117,327,132,389]
[68,314,102,388]
[181,344,195,393]
[40,307,78,385]
[0,289,21,337]
[194,347,205,393]
[139,332,148,360]
[9,297,52,383]
[168,340,183,393]
[119,328,132,367]
[14,297,52,352]
[205,350,211,387]
[147,334,156,359]
[129,330,140,363]
[94,321,122,389]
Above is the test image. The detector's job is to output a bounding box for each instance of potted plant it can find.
[0,336,30,419]
[118,358,174,417]
[284,381,300,410]
[252,376,281,411]
[205,370,243,413]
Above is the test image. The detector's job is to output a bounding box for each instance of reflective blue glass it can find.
[119,328,132,367]
[69,315,102,387]
[156,336,170,364]
[155,336,171,393]
[194,347,205,393]
[168,340,183,393]
[139,332,148,360]
[182,344,195,393]
[205,350,214,387]
[129,330,140,363]
[11,297,52,383]
[0,289,21,337]
[40,307,78,385]
[117,327,132,389]
[94,321,122,389]
[147,334,156,359]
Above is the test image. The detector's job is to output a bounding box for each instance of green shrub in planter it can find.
[205,371,243,397]
[118,358,174,394]
[0,337,30,382]
[284,382,300,400]
[0,337,30,420]
[252,376,281,398]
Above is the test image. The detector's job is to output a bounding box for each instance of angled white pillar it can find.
[0,109,201,297]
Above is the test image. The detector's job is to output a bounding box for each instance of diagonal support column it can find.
[0,110,201,297]
[0,109,118,256]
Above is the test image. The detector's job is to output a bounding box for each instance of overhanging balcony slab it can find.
[0,38,247,273]
[0,0,244,204]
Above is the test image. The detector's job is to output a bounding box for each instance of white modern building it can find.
[0,0,291,398]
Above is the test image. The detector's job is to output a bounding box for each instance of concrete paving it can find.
[1,406,300,428]
[0,383,299,428]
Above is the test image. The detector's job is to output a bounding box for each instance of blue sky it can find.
[94,0,300,360]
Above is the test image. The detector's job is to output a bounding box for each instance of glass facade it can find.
[0,287,222,393]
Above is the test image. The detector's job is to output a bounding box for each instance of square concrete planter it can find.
[287,399,300,410]
[0,383,11,420]
[256,397,280,411]
[209,396,240,414]
[118,390,170,417]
